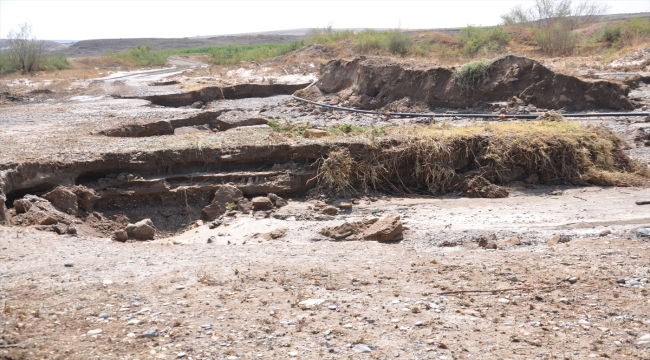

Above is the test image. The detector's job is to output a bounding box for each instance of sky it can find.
[1,0,648,40]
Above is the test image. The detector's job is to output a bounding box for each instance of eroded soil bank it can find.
[300,55,635,111]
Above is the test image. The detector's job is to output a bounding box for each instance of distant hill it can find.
[0,39,70,52]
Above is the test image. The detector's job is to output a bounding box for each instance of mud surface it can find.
[308,55,634,111]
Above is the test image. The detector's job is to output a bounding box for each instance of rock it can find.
[639,334,650,341]
[252,196,273,209]
[298,298,326,309]
[506,275,517,281]
[475,234,497,247]
[66,226,77,235]
[42,187,78,215]
[142,327,159,338]
[207,236,215,243]
[501,236,521,246]
[125,218,156,240]
[260,226,289,240]
[636,228,650,238]
[98,313,109,319]
[71,186,101,212]
[362,214,402,241]
[636,341,650,349]
[64,260,74,267]
[548,233,571,245]
[352,344,372,353]
[87,329,102,335]
[201,185,244,219]
[485,242,498,250]
[337,202,353,210]
[567,277,579,284]
[13,199,32,214]
[39,216,58,225]
[303,129,328,138]
[322,205,339,215]
[463,176,509,198]
[319,219,378,240]
[498,298,510,304]
[114,230,128,241]
[236,198,253,214]
[191,101,203,109]
[599,229,612,237]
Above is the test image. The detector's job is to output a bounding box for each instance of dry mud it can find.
[1,54,650,360]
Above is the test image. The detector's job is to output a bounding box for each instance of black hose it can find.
[292,81,649,119]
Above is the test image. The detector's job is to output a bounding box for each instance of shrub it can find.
[208,41,304,65]
[597,24,622,44]
[454,60,490,92]
[356,30,386,52]
[42,55,71,70]
[307,26,354,44]
[0,53,18,74]
[458,25,511,56]
[621,17,650,46]
[5,23,45,74]
[386,30,413,56]
[534,22,580,55]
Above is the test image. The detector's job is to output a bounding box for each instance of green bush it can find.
[455,60,490,92]
[534,22,579,55]
[42,55,71,70]
[307,26,354,44]
[0,53,18,74]
[356,30,386,52]
[386,30,413,56]
[597,24,622,44]
[105,45,168,66]
[207,41,304,65]
[458,26,511,56]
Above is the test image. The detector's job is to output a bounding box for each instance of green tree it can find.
[6,23,45,74]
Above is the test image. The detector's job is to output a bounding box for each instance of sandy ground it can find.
[1,56,650,360]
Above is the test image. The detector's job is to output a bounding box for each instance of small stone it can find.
[207,236,215,243]
[328,305,337,310]
[337,202,353,210]
[599,229,611,237]
[636,228,650,238]
[126,332,136,338]
[142,327,159,338]
[87,329,102,335]
[579,319,591,326]
[548,233,570,245]
[288,351,298,357]
[39,216,58,225]
[352,344,372,353]
[501,236,522,246]
[506,275,517,282]
[102,279,113,285]
[98,313,109,319]
[498,298,510,304]
[559,298,569,304]
[616,278,626,284]
[415,321,423,326]
[485,242,498,250]
[639,334,650,341]
[626,280,640,286]
[322,205,338,215]
[127,319,140,325]
[64,260,74,267]
[114,230,128,241]
[177,351,187,358]
[567,277,578,284]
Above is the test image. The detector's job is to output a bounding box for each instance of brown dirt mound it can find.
[305,55,633,111]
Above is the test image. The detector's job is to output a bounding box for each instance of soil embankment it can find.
[302,55,634,111]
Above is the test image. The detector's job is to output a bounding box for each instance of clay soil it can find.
[1,48,650,360]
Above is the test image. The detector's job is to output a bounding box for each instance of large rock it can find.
[13,198,32,214]
[362,214,403,241]
[71,186,101,212]
[42,187,78,215]
[200,185,243,220]
[125,219,156,240]
[252,196,273,209]
[319,218,378,240]
[0,193,8,223]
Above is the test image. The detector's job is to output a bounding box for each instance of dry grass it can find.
[317,121,649,194]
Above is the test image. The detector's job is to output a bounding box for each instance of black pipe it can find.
[292,83,649,119]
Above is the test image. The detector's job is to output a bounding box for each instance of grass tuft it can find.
[454,59,490,92]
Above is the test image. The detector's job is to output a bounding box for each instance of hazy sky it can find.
[1,0,648,40]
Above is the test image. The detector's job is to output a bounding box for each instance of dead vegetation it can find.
[317,121,649,195]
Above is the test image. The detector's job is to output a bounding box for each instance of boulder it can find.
[71,186,101,212]
[322,205,339,215]
[13,198,32,214]
[114,230,128,242]
[267,193,287,207]
[319,218,379,240]
[38,215,58,225]
[237,198,253,214]
[43,187,78,215]
[259,226,289,240]
[125,219,156,240]
[201,185,243,219]
[252,196,273,209]
[362,214,403,241]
